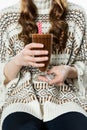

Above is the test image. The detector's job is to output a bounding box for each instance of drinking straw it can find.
[37,22,42,34]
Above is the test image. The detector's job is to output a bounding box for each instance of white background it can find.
[0,0,87,13]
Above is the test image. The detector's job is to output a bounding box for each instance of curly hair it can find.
[18,0,68,52]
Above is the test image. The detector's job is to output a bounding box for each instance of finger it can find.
[28,62,45,67]
[32,56,48,62]
[49,80,64,86]
[25,56,48,62]
[29,50,48,56]
[58,82,64,86]
[22,49,48,57]
[38,76,49,82]
[25,43,44,49]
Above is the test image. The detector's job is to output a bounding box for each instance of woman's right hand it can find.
[14,43,48,67]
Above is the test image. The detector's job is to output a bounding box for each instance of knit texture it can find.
[0,1,87,129]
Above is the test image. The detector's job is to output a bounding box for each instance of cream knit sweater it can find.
[0,0,87,129]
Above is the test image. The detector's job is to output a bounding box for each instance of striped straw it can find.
[37,22,42,34]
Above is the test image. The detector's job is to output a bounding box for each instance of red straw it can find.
[37,22,42,34]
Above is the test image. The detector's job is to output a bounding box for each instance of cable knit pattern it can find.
[0,1,87,129]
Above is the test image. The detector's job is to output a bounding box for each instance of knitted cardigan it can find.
[0,0,87,129]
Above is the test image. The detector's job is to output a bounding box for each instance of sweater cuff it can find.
[0,63,7,86]
[0,62,20,108]
[0,62,8,108]
[72,61,86,97]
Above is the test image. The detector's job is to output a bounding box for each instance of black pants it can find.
[2,112,87,130]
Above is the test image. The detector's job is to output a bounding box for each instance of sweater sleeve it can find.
[0,16,12,85]
[0,11,20,108]
[69,8,87,98]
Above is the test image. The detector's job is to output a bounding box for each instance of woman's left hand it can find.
[38,65,71,85]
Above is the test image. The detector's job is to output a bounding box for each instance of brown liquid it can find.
[32,34,53,72]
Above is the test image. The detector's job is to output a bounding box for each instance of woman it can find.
[0,0,87,130]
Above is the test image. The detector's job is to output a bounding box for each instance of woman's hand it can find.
[14,43,48,67]
[4,43,48,83]
[38,65,78,85]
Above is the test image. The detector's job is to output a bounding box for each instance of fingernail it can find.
[41,44,44,47]
[42,64,45,67]
[45,51,48,54]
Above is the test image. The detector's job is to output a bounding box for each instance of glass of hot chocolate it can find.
[32,34,53,80]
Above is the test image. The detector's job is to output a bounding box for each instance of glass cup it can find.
[32,34,53,80]
[32,34,53,71]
